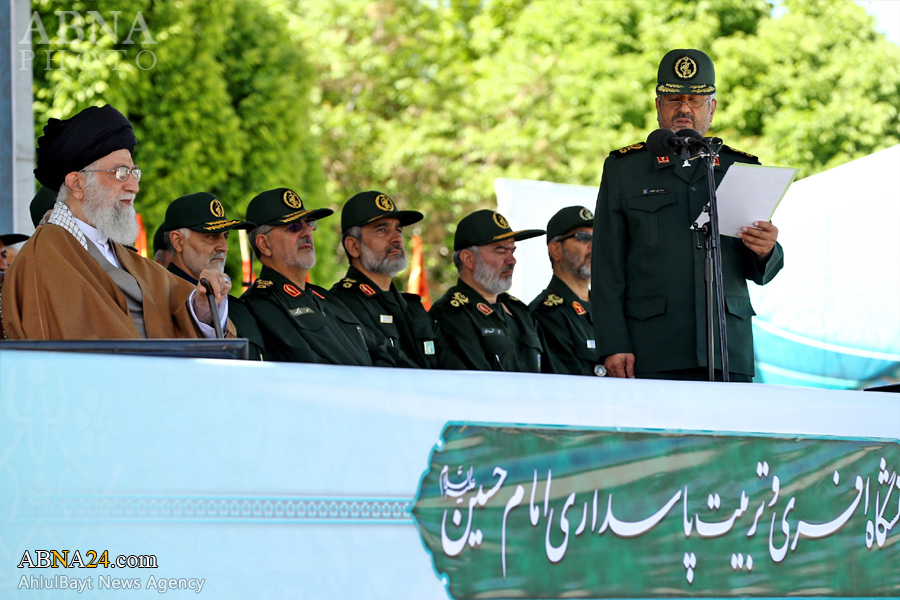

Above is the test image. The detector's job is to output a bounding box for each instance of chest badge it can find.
[379,314,393,324]
[477,302,493,316]
[573,301,586,316]
[283,284,302,297]
[423,341,435,355]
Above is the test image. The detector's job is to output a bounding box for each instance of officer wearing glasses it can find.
[529,206,597,376]
[2,104,232,340]
[591,49,783,382]
[237,188,394,366]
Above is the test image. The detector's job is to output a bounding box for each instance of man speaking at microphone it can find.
[591,49,783,382]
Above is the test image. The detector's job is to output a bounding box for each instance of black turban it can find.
[34,104,137,192]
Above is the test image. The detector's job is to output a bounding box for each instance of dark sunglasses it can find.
[285,220,317,233]
[557,231,592,243]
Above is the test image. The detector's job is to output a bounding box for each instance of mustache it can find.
[384,244,405,257]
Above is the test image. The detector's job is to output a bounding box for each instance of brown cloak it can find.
[2,224,202,340]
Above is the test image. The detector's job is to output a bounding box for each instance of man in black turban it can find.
[1,104,234,340]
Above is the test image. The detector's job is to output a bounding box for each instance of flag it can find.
[407,234,431,309]
[238,229,256,293]
[134,213,148,258]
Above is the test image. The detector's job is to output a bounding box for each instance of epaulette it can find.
[721,145,758,160]
[610,142,646,157]
[541,294,565,309]
[505,294,526,306]
[448,291,469,309]
[338,277,377,296]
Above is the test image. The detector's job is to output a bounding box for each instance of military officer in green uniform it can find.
[160,192,252,286]
[529,206,597,376]
[330,190,439,369]
[592,49,784,382]
[159,192,264,356]
[238,188,394,366]
[430,209,546,372]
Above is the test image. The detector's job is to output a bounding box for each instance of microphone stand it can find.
[689,138,729,382]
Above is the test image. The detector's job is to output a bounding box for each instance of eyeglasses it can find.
[81,165,142,182]
[661,98,712,109]
[285,220,317,233]
[556,231,592,243]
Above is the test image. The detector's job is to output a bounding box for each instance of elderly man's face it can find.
[266,220,317,270]
[471,240,516,296]
[178,230,229,278]
[359,217,406,276]
[80,149,140,245]
[656,94,717,136]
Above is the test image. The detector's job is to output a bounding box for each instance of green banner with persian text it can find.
[412,424,899,598]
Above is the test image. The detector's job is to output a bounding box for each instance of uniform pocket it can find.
[725,295,756,320]
[626,194,679,245]
[625,295,667,321]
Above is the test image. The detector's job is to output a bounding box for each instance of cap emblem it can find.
[374,194,394,212]
[210,198,225,218]
[674,56,698,80]
[283,190,303,209]
[493,212,509,229]
[579,208,593,221]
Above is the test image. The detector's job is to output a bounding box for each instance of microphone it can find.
[646,128,681,157]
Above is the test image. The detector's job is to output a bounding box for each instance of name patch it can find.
[289,307,314,316]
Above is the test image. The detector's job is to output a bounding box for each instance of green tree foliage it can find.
[31,0,326,286]
[287,0,899,296]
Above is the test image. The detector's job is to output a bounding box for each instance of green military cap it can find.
[30,186,57,227]
[152,224,168,254]
[1,233,29,246]
[546,206,594,243]
[340,190,423,232]
[246,187,334,227]
[163,192,253,233]
[657,49,716,95]
[453,209,545,251]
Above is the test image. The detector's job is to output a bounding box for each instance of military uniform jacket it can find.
[592,142,784,377]
[239,265,392,366]
[529,275,597,376]
[430,279,543,373]
[330,266,439,369]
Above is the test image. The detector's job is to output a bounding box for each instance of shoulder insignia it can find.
[612,142,646,156]
[283,284,302,297]
[722,145,758,160]
[255,279,273,289]
[311,289,326,300]
[340,277,357,289]
[543,294,564,308]
[360,283,376,296]
[449,292,469,308]
[507,294,521,303]
[572,301,586,315]
[477,302,493,316]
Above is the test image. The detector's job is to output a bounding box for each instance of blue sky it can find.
[855,0,900,44]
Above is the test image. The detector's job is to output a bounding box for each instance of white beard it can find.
[81,174,139,246]
[472,254,512,296]
[360,242,406,277]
